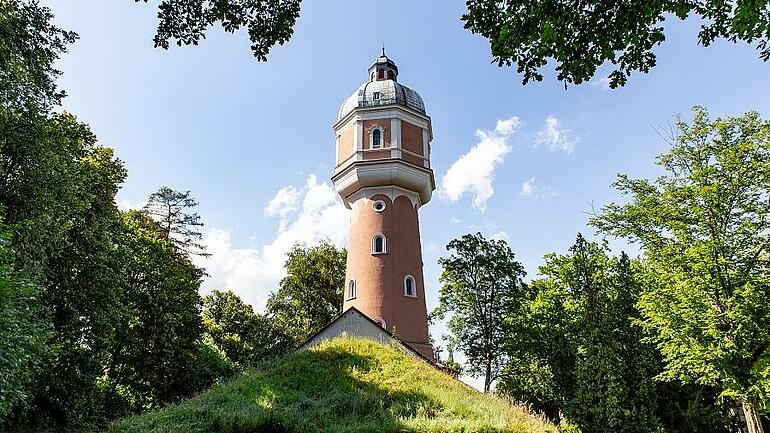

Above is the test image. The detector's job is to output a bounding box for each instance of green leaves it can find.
[462,0,770,88]
[138,0,302,61]
[434,232,526,393]
[203,289,293,366]
[0,0,77,111]
[592,107,770,426]
[266,241,346,343]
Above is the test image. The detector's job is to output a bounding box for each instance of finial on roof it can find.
[381,43,386,57]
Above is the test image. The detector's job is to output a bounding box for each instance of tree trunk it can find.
[742,397,765,433]
[484,360,492,393]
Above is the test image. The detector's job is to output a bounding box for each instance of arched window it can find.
[377,69,384,80]
[404,275,417,297]
[387,70,394,80]
[372,129,381,149]
[346,280,356,300]
[372,234,386,254]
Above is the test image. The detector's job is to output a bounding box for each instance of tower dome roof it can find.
[337,51,426,120]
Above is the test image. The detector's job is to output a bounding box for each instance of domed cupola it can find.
[338,50,426,121]
[369,47,399,82]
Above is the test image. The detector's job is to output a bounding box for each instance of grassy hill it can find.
[107,337,556,433]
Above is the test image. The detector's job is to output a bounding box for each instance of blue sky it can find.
[46,1,769,365]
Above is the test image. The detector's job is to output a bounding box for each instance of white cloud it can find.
[193,174,349,311]
[116,197,145,211]
[519,177,557,199]
[590,76,612,90]
[440,116,519,211]
[450,216,461,224]
[494,117,521,135]
[536,115,578,154]
[264,185,300,218]
[490,231,509,242]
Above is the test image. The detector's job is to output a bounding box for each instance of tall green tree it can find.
[143,187,208,256]
[462,0,770,88]
[203,290,294,366]
[0,110,128,428]
[433,232,526,393]
[499,235,735,432]
[592,106,770,433]
[266,241,346,343]
[106,210,206,410]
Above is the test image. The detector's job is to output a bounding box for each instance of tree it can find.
[0,110,128,429]
[107,210,206,410]
[499,234,736,431]
[136,0,301,60]
[266,241,346,343]
[0,0,77,111]
[0,213,48,420]
[143,187,208,256]
[203,289,294,366]
[591,106,770,433]
[462,0,770,88]
[432,232,526,393]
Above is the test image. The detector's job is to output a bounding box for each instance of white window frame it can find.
[369,126,385,150]
[372,200,386,212]
[371,233,387,255]
[346,279,356,300]
[404,275,417,298]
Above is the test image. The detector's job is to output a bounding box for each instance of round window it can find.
[372,200,386,212]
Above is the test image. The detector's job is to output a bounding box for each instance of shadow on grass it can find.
[109,345,443,433]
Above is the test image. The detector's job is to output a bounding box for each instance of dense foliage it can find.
[462,0,770,88]
[136,0,301,60]
[0,215,47,419]
[108,337,557,433]
[592,106,770,432]
[0,1,303,430]
[203,289,294,366]
[135,0,768,90]
[496,235,735,432]
[266,241,347,343]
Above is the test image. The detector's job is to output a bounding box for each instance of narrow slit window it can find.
[372,129,381,149]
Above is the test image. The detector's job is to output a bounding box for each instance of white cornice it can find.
[332,160,435,209]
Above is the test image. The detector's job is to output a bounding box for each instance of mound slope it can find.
[108,337,556,433]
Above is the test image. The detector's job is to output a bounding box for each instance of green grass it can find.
[107,337,557,433]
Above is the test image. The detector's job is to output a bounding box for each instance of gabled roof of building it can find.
[300,306,437,366]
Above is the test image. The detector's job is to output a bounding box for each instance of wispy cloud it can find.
[264,185,300,218]
[536,115,578,154]
[193,175,349,311]
[519,177,557,199]
[440,116,519,211]
[590,76,612,90]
